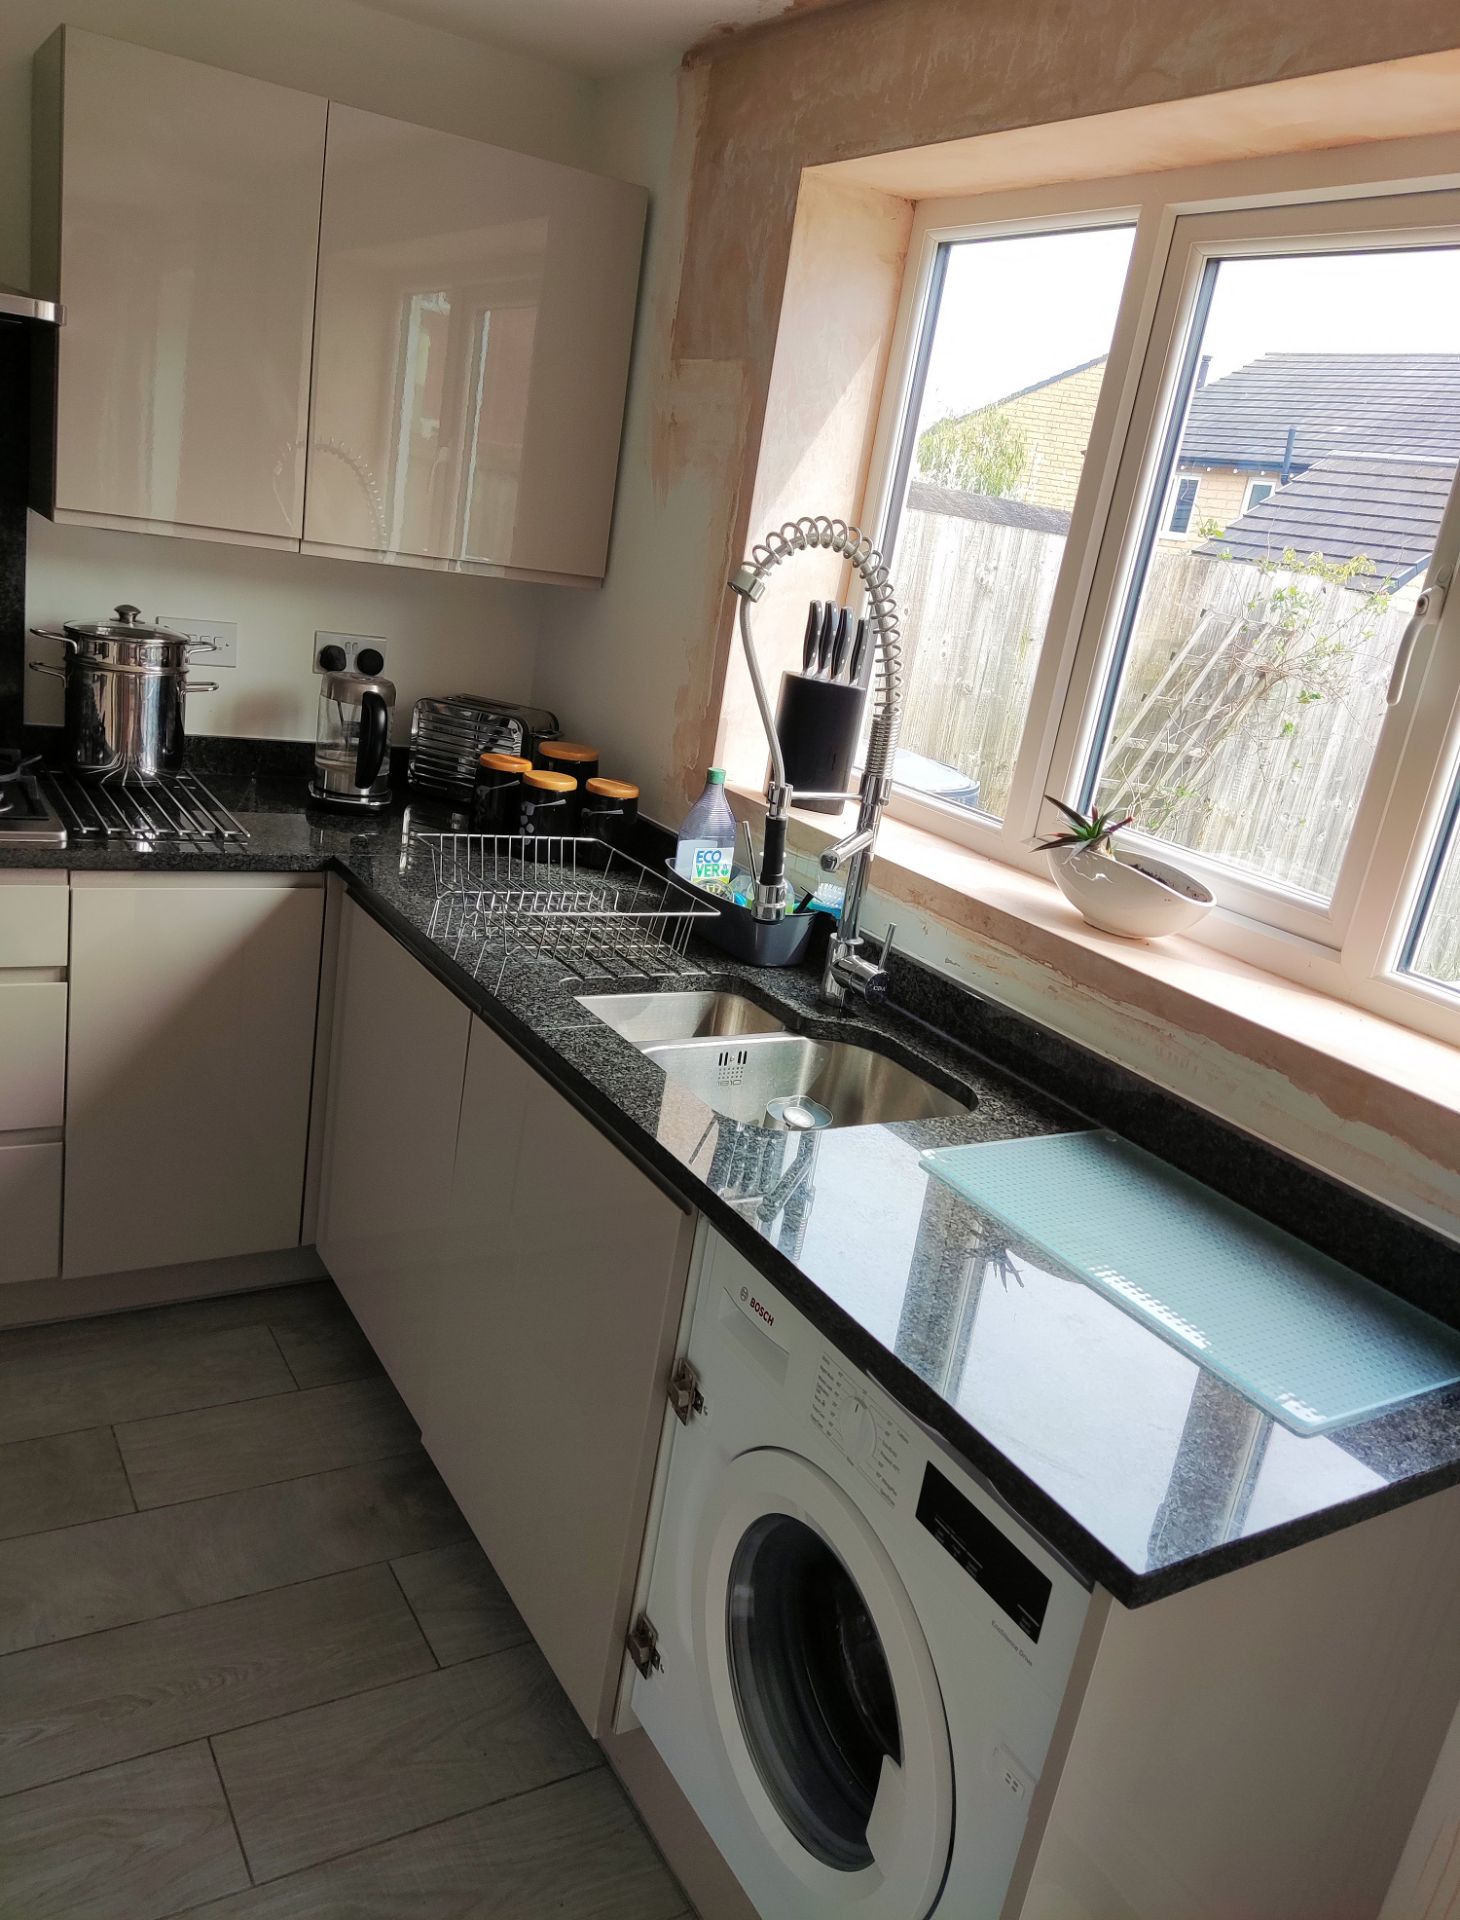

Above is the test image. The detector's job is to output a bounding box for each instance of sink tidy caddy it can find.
[1037,795,1212,939]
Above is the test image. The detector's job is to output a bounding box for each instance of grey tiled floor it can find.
[0,1280,690,1919]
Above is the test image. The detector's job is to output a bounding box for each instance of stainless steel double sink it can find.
[577,990,970,1131]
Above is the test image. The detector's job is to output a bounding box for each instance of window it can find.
[869,167,1460,1045]
[1084,244,1460,909]
[1167,476,1200,533]
[878,223,1135,823]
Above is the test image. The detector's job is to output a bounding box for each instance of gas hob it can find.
[0,754,249,848]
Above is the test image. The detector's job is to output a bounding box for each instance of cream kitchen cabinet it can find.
[316,899,472,1408]
[32,28,326,548]
[420,1015,695,1735]
[303,105,646,581]
[32,32,646,582]
[0,874,68,1285]
[64,874,325,1278]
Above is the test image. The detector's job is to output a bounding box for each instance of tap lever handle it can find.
[877,923,897,968]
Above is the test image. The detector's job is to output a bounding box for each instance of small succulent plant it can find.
[1034,794,1134,854]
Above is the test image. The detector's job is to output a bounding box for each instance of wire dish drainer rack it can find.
[419,833,719,989]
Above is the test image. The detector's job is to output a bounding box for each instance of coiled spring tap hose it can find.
[728,517,903,901]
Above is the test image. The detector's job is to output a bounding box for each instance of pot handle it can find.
[29,627,78,651]
[27,661,68,680]
[182,679,219,694]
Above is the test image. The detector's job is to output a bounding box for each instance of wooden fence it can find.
[895,501,1460,982]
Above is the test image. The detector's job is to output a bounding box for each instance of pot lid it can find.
[62,604,191,643]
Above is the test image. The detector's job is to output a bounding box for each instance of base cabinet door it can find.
[316,901,472,1405]
[0,1144,63,1284]
[422,1016,693,1733]
[64,876,324,1277]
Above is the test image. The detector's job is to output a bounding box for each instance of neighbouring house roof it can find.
[1194,452,1452,590]
[905,480,1073,535]
[920,356,1108,436]
[1179,353,1460,473]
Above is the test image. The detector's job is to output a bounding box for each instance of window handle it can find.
[1388,579,1447,708]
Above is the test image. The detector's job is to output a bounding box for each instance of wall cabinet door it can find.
[64,876,324,1278]
[420,1017,693,1734]
[303,104,646,582]
[36,28,326,546]
[316,900,471,1407]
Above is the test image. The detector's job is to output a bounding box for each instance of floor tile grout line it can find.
[0,1440,433,1552]
[105,1423,141,1516]
[0,1535,469,1671]
[240,1759,610,1893]
[264,1321,302,1391]
[384,1558,442,1670]
[148,1765,621,1920]
[0,1377,328,1454]
[205,1735,259,1889]
[120,1435,421,1519]
[111,1371,401,1450]
[0,1639,539,1808]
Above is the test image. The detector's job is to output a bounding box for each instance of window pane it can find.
[888,226,1134,822]
[1086,245,1460,903]
[1406,786,1460,988]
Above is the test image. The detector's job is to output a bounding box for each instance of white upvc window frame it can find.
[860,134,1460,1049]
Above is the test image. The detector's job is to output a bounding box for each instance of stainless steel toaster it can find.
[407,696,561,806]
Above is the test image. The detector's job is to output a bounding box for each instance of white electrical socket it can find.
[159,615,238,668]
[314,631,388,674]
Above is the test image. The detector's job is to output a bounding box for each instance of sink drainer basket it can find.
[419,833,718,989]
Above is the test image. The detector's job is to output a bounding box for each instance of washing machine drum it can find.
[696,1449,954,1918]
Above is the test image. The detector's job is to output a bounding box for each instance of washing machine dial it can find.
[834,1395,880,1468]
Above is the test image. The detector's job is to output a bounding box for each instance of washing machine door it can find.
[695,1447,954,1919]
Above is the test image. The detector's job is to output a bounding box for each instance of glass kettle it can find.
[309,651,395,810]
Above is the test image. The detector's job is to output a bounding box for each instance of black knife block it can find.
[773,672,866,816]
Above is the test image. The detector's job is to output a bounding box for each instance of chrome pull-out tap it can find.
[727,516,903,1006]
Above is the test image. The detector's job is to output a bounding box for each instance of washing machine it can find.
[623,1230,1095,1919]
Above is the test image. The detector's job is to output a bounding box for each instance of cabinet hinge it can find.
[627,1612,661,1678]
[668,1356,705,1425]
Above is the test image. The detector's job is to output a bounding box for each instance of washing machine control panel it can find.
[811,1352,912,1505]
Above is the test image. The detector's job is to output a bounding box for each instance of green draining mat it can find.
[922,1131,1460,1435]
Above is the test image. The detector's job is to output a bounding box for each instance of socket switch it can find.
[159,615,237,669]
[314,632,388,675]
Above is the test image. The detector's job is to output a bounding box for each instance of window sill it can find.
[729,784,1460,1188]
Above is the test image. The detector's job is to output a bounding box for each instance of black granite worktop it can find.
[7,771,1460,1607]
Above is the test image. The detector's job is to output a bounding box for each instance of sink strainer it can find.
[765,1095,832,1132]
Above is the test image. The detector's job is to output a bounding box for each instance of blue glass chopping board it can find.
[922,1131,1460,1435]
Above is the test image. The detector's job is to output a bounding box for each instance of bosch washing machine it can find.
[624,1230,1094,1919]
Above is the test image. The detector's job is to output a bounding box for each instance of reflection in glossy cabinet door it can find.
[305,105,646,581]
[38,29,327,545]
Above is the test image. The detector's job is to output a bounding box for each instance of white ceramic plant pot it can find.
[1047,842,1213,939]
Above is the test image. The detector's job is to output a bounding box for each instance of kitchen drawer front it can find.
[0,876,69,967]
[0,1141,63,1284]
[0,983,67,1131]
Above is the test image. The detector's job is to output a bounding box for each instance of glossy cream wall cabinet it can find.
[0,875,68,1284]
[304,105,646,580]
[33,29,326,547]
[63,874,325,1278]
[316,900,472,1410]
[32,30,646,582]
